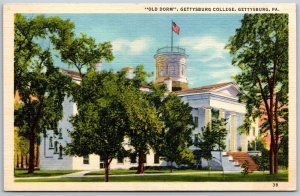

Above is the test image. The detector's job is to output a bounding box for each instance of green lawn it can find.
[15,171,288,182]
[14,170,80,178]
[85,169,215,176]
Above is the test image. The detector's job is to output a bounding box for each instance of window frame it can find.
[83,155,89,164]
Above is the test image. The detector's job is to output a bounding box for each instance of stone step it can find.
[227,152,259,171]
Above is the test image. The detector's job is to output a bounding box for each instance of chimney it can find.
[164,78,172,92]
[122,66,134,79]
[96,61,102,72]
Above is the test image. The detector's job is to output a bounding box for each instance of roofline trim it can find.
[178,91,239,101]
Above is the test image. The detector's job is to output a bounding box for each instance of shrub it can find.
[241,160,249,176]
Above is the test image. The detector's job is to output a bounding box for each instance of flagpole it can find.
[171,20,173,52]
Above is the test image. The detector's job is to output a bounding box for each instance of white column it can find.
[229,112,237,151]
[219,109,225,119]
[204,107,212,128]
[241,114,248,152]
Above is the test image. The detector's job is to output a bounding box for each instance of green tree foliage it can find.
[60,33,114,77]
[197,125,214,162]
[226,14,288,174]
[158,93,195,172]
[124,85,163,174]
[14,14,74,173]
[195,109,227,168]
[14,49,72,173]
[66,70,130,182]
[14,14,74,94]
[119,65,163,174]
[241,160,249,176]
[249,138,269,172]
[14,127,29,169]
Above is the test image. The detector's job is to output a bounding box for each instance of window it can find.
[154,154,160,164]
[49,137,53,149]
[58,128,63,139]
[117,156,124,163]
[83,155,89,164]
[194,116,199,128]
[99,156,104,168]
[58,144,63,159]
[181,64,185,76]
[54,141,58,154]
[100,162,104,168]
[130,154,137,163]
[169,64,176,76]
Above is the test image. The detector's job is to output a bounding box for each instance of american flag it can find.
[172,21,180,35]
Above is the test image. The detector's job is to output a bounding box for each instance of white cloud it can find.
[209,68,239,79]
[217,79,233,83]
[112,37,151,55]
[179,36,227,62]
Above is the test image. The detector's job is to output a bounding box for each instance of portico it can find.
[176,82,250,153]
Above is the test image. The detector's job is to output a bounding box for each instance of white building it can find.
[40,47,259,171]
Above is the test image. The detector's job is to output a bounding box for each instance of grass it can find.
[15,171,288,182]
[85,169,216,176]
[14,170,80,178]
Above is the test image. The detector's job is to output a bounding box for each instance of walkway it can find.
[15,170,283,180]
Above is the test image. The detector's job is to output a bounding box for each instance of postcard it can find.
[3,3,296,191]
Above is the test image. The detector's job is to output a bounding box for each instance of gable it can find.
[213,84,239,98]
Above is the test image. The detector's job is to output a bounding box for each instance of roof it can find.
[61,69,81,78]
[176,82,234,95]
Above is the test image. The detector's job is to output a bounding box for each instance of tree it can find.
[226,14,288,174]
[119,65,163,174]
[241,160,249,176]
[60,33,114,77]
[66,70,130,182]
[14,49,72,174]
[14,14,75,174]
[250,138,269,172]
[158,93,195,173]
[14,127,29,169]
[14,14,74,95]
[197,125,215,167]
[124,86,164,174]
[195,109,227,171]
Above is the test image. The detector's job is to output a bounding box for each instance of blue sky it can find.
[30,14,244,88]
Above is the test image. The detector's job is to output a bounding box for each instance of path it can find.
[14,170,284,180]
[14,170,91,180]
[14,170,240,180]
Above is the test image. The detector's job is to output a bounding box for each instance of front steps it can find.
[226,152,259,172]
[204,151,259,172]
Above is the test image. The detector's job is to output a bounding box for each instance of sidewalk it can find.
[15,170,283,180]
[14,170,239,180]
[14,170,91,180]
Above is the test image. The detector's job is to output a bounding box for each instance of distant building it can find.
[40,46,259,172]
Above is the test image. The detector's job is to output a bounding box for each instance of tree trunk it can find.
[170,162,173,173]
[28,127,36,173]
[35,144,39,168]
[208,160,210,176]
[274,97,280,175]
[104,159,109,182]
[20,153,24,169]
[25,154,28,169]
[273,143,279,174]
[269,141,274,175]
[136,151,145,174]
[16,153,19,168]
